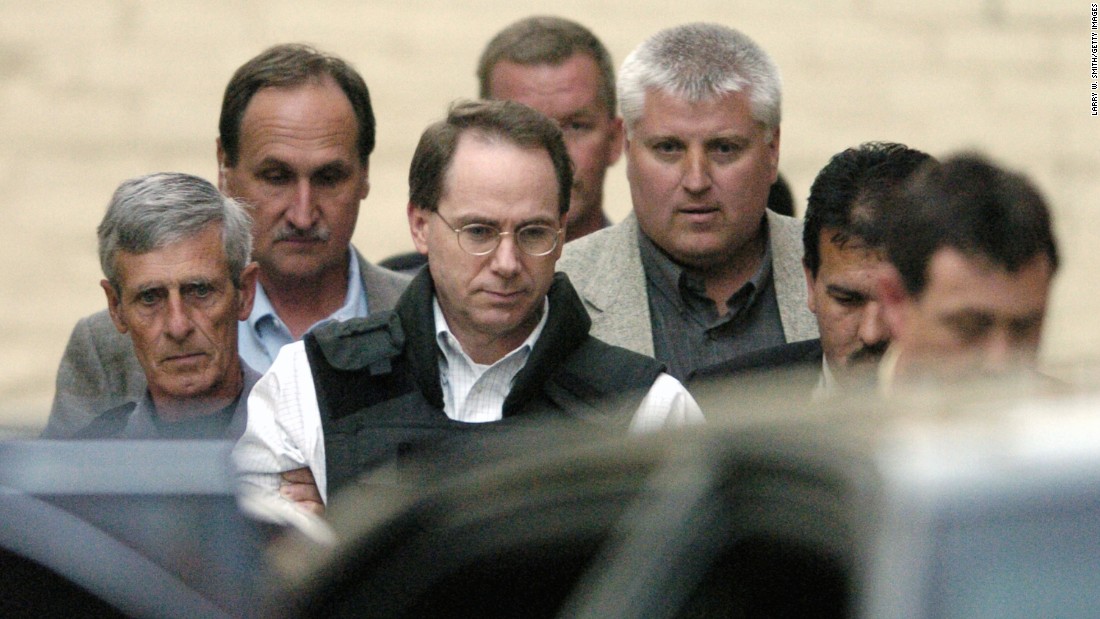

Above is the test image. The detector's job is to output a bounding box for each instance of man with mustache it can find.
[691,142,934,395]
[74,173,258,439]
[45,44,410,437]
[556,23,818,381]
[234,100,701,511]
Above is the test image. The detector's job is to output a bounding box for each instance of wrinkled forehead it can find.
[114,232,231,287]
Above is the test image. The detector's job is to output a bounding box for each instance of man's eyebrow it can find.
[254,157,291,169]
[706,134,750,146]
[825,284,867,298]
[452,215,558,228]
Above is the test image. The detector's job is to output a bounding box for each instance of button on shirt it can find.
[640,224,786,381]
[237,247,370,373]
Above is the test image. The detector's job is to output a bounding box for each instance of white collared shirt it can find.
[237,247,369,373]
[233,295,703,504]
[433,297,548,423]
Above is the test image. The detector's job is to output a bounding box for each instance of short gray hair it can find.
[618,23,781,138]
[98,172,253,291]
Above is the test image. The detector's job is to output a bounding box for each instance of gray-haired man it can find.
[558,23,818,380]
[75,173,258,439]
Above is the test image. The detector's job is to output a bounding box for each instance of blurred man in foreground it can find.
[234,100,701,512]
[46,44,409,437]
[557,23,818,381]
[878,154,1059,386]
[75,173,257,439]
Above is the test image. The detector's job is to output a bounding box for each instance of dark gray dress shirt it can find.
[639,224,786,381]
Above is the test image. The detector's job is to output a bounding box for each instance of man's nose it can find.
[286,179,315,229]
[980,329,1017,373]
[489,233,522,278]
[858,301,889,346]
[164,294,194,341]
[681,147,713,194]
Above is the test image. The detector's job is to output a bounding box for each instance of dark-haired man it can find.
[693,142,934,393]
[235,100,701,509]
[46,44,409,437]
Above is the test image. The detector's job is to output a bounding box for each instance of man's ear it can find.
[101,279,128,334]
[607,116,625,166]
[236,262,259,321]
[803,260,818,314]
[359,161,370,201]
[408,203,430,256]
[216,138,228,192]
[766,126,781,184]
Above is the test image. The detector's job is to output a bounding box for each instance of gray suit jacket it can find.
[44,250,410,438]
[556,211,819,357]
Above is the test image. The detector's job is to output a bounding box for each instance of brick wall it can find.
[0,0,1094,428]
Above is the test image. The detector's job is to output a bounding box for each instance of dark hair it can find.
[219,43,375,166]
[803,142,934,276]
[477,16,616,118]
[409,99,573,215]
[884,153,1059,296]
[766,173,795,217]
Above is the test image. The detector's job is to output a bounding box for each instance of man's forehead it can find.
[820,233,886,268]
[237,80,360,158]
[635,88,761,136]
[920,247,1053,309]
[490,56,609,114]
[115,237,229,287]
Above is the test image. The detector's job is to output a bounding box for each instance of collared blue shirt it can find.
[237,247,370,373]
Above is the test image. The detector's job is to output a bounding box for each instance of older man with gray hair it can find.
[558,23,817,380]
[74,173,259,439]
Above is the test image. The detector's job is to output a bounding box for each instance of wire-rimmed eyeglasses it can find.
[434,211,563,257]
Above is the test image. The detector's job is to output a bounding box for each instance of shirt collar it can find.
[432,296,550,371]
[246,245,368,334]
[637,216,774,311]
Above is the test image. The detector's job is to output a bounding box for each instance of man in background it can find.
[479,15,623,241]
[558,23,818,381]
[76,173,257,439]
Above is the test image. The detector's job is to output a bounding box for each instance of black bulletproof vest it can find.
[304,272,665,495]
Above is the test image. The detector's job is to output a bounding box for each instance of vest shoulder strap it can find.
[310,311,405,375]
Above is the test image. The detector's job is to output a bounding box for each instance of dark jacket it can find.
[305,270,665,495]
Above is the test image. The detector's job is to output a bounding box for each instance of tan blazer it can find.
[556,211,819,358]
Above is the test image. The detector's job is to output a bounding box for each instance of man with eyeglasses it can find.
[234,100,702,513]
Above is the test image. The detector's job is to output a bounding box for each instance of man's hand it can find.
[280,467,324,516]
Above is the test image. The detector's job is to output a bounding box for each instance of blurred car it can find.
[0,439,267,618]
[262,368,1100,619]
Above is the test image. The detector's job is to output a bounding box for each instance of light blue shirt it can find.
[237,247,370,373]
